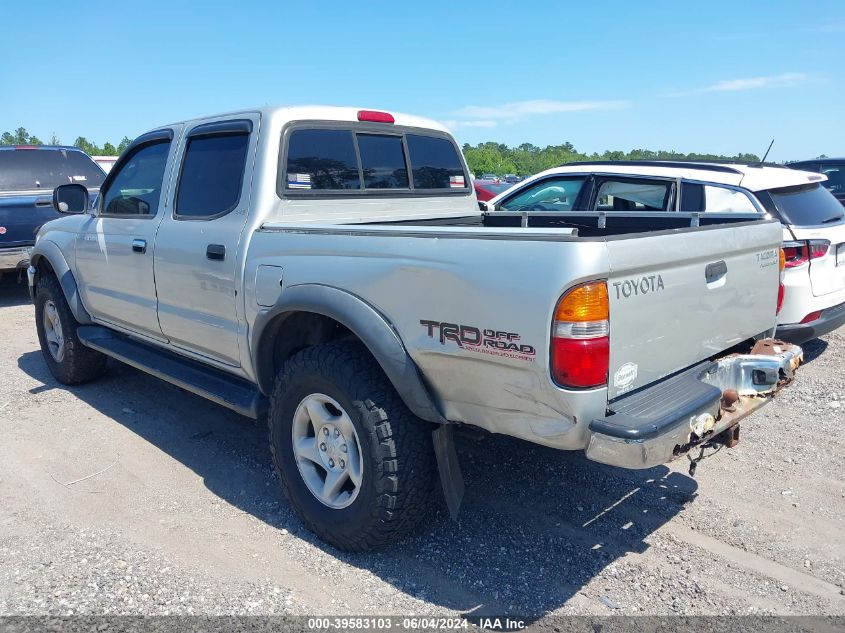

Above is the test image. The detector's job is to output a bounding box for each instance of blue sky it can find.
[2,1,843,161]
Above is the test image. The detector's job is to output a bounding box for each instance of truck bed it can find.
[252,212,782,447]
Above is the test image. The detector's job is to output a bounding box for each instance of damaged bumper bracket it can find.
[585,339,803,470]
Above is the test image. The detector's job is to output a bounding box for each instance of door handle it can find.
[132,239,147,254]
[705,260,727,281]
[206,244,225,261]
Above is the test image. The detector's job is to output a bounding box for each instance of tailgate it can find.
[605,220,782,399]
[789,222,845,297]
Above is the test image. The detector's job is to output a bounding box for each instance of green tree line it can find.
[0,127,131,156]
[2,125,764,170]
[462,141,762,177]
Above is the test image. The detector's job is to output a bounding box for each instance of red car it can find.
[473,179,513,202]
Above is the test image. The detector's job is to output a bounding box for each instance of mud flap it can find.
[432,425,464,520]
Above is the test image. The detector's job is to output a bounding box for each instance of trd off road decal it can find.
[420,320,536,362]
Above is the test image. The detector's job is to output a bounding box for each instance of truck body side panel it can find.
[245,226,609,450]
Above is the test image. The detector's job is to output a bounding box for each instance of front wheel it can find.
[268,342,436,551]
[34,273,107,385]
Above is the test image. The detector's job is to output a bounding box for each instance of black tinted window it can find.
[763,183,844,226]
[102,141,170,216]
[680,183,704,211]
[820,164,845,196]
[406,134,466,189]
[358,134,408,189]
[0,148,105,191]
[286,129,360,190]
[790,162,820,173]
[176,133,249,217]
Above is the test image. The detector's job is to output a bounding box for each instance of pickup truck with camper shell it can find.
[30,106,803,551]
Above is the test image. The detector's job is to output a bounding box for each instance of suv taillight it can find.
[551,281,609,388]
[783,240,830,268]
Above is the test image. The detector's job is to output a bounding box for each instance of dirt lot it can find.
[0,275,843,620]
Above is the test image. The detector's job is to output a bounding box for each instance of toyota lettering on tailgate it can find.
[612,274,665,299]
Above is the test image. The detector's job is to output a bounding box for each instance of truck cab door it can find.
[74,128,179,339]
[153,116,258,366]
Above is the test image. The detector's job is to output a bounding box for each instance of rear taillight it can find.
[777,283,785,315]
[551,281,609,388]
[777,247,786,315]
[783,240,830,267]
[783,241,807,268]
[808,240,830,259]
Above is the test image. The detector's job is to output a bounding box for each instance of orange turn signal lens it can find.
[555,281,609,323]
[779,248,786,272]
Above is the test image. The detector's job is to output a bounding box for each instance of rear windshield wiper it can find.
[821,215,844,224]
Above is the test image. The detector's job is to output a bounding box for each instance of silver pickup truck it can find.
[29,106,802,551]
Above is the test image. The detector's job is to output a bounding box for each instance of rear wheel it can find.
[268,342,436,551]
[34,273,107,385]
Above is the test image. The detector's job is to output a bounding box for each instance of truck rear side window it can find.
[406,134,465,189]
[176,132,250,218]
[357,134,408,189]
[285,129,361,190]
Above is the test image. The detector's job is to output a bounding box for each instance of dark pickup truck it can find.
[0,146,105,276]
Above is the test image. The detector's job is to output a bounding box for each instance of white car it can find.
[486,160,845,344]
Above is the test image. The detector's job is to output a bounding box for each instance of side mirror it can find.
[478,200,490,212]
[53,183,90,214]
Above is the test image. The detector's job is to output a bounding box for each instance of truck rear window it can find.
[285,129,361,190]
[0,148,105,191]
[282,128,466,193]
[357,134,408,189]
[761,183,844,226]
[406,134,465,189]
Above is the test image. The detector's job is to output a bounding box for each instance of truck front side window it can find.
[101,141,171,217]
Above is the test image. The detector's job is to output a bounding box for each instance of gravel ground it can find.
[0,275,843,622]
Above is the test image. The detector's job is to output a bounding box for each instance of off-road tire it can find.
[268,341,436,551]
[34,273,107,385]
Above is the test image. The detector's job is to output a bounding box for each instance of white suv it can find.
[486,160,845,344]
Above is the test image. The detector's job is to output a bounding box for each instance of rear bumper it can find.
[586,340,803,469]
[0,246,33,271]
[776,301,845,344]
